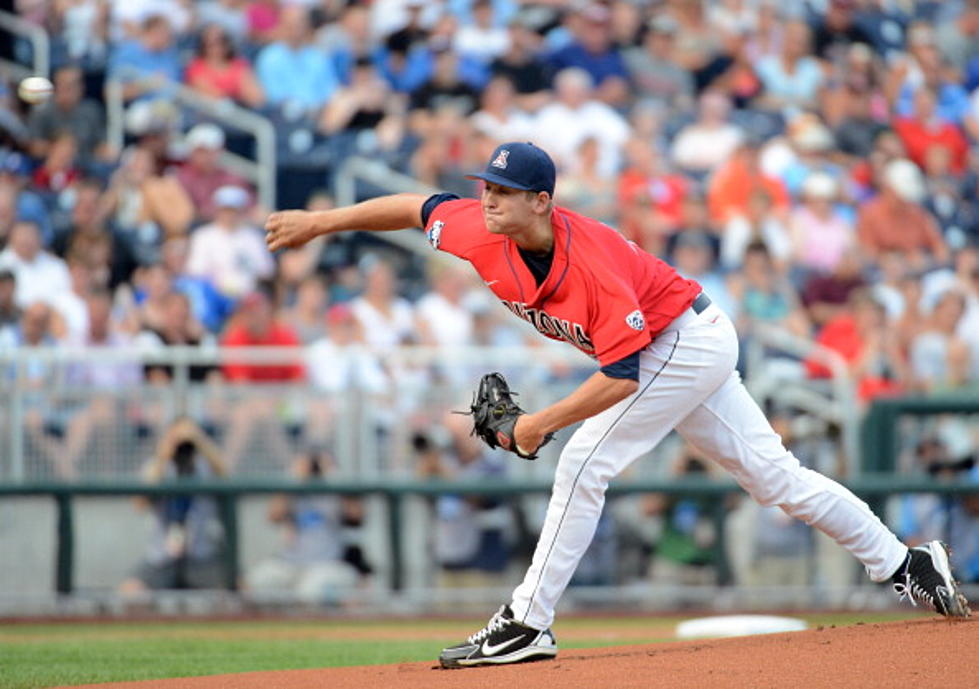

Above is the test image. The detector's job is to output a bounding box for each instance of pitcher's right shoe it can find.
[892,541,971,618]
[439,604,558,668]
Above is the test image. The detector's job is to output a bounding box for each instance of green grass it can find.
[0,612,924,689]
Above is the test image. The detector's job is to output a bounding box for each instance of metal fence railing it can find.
[104,68,277,210]
[0,10,50,80]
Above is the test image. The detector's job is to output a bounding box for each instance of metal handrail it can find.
[748,323,860,474]
[104,68,277,210]
[0,10,50,79]
[332,156,441,256]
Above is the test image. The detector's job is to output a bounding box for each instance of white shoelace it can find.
[894,573,934,609]
[467,609,509,645]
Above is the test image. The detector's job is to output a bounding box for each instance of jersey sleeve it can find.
[588,277,654,367]
[423,197,488,260]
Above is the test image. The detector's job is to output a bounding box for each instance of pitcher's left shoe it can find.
[439,604,558,668]
[892,541,971,618]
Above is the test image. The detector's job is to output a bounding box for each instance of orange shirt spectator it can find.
[221,293,304,382]
[707,145,789,224]
[856,159,948,266]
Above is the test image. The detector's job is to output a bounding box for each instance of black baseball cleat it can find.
[892,541,971,618]
[438,604,558,668]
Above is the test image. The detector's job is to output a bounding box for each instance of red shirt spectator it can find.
[892,88,969,174]
[221,293,304,382]
[185,25,265,108]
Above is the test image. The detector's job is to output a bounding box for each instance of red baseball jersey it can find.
[425,199,701,366]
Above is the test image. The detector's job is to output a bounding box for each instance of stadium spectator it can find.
[49,0,110,68]
[246,449,371,604]
[617,137,688,252]
[255,4,340,114]
[27,65,108,165]
[415,262,475,349]
[0,220,71,310]
[409,38,482,133]
[306,302,389,395]
[893,87,970,175]
[755,19,824,113]
[489,16,552,112]
[31,132,80,194]
[788,172,854,276]
[812,0,874,64]
[119,416,230,594]
[108,14,183,103]
[670,230,737,319]
[800,250,867,328]
[184,24,265,109]
[547,3,629,106]
[709,141,790,226]
[532,67,629,178]
[136,291,215,384]
[0,151,53,245]
[721,188,790,272]
[186,185,273,299]
[315,2,374,82]
[624,16,694,110]
[175,124,253,223]
[469,74,535,145]
[454,0,510,65]
[220,291,304,471]
[281,274,329,346]
[101,146,194,265]
[856,158,949,269]
[806,288,908,402]
[350,256,416,350]
[669,90,744,178]
[910,290,974,391]
[553,137,617,226]
[730,241,811,341]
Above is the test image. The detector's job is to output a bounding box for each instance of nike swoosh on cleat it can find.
[481,635,526,656]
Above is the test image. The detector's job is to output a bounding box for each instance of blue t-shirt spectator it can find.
[547,41,628,89]
[895,82,972,125]
[108,39,182,99]
[256,42,340,111]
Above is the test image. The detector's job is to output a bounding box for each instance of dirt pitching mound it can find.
[61,618,977,689]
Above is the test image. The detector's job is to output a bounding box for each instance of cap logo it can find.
[491,150,510,169]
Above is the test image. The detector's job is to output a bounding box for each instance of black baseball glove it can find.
[461,372,553,460]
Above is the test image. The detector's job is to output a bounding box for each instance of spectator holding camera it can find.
[119,417,229,593]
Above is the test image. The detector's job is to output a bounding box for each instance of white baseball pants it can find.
[510,302,908,630]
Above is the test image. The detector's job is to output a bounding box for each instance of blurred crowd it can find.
[3,0,979,597]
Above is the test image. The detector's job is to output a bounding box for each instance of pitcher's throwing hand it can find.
[265,210,318,251]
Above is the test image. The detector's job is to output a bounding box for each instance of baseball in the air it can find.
[18,76,54,104]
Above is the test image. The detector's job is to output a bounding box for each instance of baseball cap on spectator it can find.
[466,142,556,196]
[0,268,15,282]
[884,159,925,203]
[213,185,249,210]
[802,172,838,200]
[187,123,225,151]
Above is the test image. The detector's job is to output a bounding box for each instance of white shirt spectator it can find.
[532,101,629,179]
[470,108,536,144]
[306,338,390,394]
[0,248,71,310]
[350,295,415,349]
[415,291,474,347]
[186,221,274,298]
[454,24,510,63]
[670,122,744,174]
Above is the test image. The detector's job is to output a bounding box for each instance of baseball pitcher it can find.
[265,142,970,669]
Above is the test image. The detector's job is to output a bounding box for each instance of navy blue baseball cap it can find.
[466,142,556,196]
